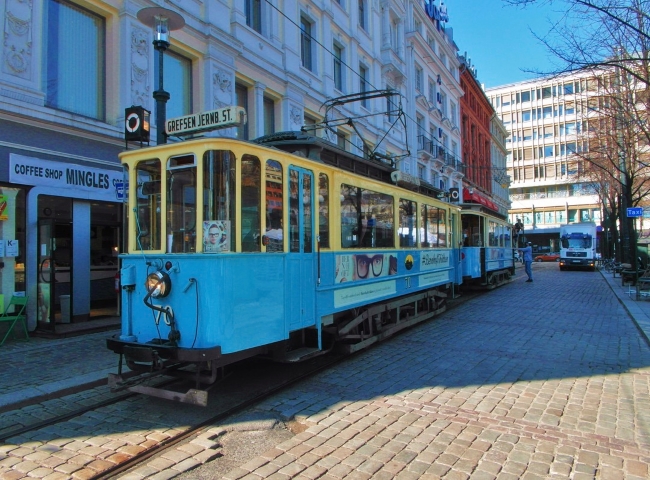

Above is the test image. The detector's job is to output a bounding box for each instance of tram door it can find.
[288,167,315,330]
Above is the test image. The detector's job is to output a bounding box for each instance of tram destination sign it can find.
[165,106,247,137]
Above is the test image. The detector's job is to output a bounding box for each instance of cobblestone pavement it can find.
[211,264,650,479]
[1,263,649,479]
[0,330,120,413]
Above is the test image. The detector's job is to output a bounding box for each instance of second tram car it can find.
[107,130,471,405]
[461,210,515,288]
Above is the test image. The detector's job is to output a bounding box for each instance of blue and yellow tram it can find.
[107,131,464,405]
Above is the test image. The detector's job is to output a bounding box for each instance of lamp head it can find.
[137,7,185,44]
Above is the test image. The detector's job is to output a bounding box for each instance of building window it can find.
[359,64,369,108]
[359,0,366,30]
[44,0,105,120]
[415,64,423,93]
[416,114,424,138]
[391,18,399,51]
[156,50,192,121]
[263,96,275,136]
[301,16,313,71]
[418,163,425,179]
[245,0,262,34]
[337,129,347,149]
[544,145,554,157]
[428,79,436,105]
[440,91,447,116]
[333,43,344,92]
[236,83,249,140]
[427,35,436,53]
[450,102,457,126]
[521,91,531,102]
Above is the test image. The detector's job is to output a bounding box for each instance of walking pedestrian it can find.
[518,241,534,282]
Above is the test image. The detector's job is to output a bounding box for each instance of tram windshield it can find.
[135,159,162,251]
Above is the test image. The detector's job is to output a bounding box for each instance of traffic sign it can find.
[627,207,643,217]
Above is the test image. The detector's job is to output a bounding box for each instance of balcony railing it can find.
[417,134,465,174]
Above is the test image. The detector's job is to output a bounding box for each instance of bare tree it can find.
[504,0,650,86]
[506,0,650,265]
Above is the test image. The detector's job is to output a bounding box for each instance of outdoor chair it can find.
[636,269,650,300]
[0,295,29,346]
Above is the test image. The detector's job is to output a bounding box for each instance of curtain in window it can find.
[154,50,191,122]
[46,0,105,119]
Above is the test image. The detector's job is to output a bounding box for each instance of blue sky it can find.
[444,0,565,88]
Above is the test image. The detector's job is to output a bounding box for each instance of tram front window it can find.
[167,164,196,253]
[203,150,236,253]
[135,159,162,251]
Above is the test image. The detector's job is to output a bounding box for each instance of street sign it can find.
[627,207,643,217]
[165,106,246,137]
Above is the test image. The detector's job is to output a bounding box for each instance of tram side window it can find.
[203,150,236,253]
[340,183,394,248]
[319,173,329,248]
[462,215,483,246]
[241,155,261,252]
[135,159,162,251]
[167,155,196,253]
[488,221,498,247]
[264,160,283,253]
[289,169,313,253]
[399,199,417,247]
[421,205,446,248]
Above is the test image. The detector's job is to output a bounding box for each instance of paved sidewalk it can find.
[0,327,120,412]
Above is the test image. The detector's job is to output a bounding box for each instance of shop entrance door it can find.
[37,197,73,330]
[37,218,56,331]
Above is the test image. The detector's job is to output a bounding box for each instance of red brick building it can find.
[460,65,494,196]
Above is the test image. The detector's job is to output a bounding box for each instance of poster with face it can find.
[203,220,230,253]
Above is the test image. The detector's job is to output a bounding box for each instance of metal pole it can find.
[153,41,169,145]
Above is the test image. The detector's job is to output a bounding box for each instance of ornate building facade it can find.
[0,0,468,330]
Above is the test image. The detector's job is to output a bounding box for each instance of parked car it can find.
[535,253,560,262]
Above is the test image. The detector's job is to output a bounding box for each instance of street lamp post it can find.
[137,7,185,145]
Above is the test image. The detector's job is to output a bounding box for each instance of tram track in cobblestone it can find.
[93,288,486,479]
[91,353,348,479]
[0,287,486,480]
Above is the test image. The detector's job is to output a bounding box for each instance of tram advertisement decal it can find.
[203,221,230,253]
[334,281,397,308]
[334,253,397,283]
[420,250,450,270]
[420,270,450,287]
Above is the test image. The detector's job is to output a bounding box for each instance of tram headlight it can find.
[145,271,172,298]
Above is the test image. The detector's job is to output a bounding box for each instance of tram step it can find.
[283,347,323,363]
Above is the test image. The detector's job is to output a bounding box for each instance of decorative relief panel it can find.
[289,105,303,131]
[212,68,232,109]
[131,27,150,108]
[3,0,33,79]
